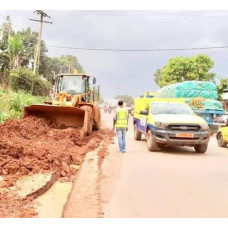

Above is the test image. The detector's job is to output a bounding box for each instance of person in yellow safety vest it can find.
[113,100,129,153]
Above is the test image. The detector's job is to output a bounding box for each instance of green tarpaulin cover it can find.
[184,98,223,111]
[156,81,218,99]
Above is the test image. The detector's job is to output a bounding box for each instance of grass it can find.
[0,87,49,122]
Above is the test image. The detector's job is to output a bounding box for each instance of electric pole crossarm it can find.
[30,19,53,24]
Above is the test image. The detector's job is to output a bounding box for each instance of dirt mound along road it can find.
[0,116,113,217]
[0,116,101,178]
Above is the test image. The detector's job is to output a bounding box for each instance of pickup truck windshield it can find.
[151,103,194,115]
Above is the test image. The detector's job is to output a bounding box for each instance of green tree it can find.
[0,52,10,73]
[217,77,228,100]
[18,27,38,67]
[114,95,134,107]
[0,16,12,81]
[0,16,12,52]
[155,54,216,87]
[0,18,85,87]
[39,55,53,81]
[50,57,62,74]
[18,28,48,72]
[9,34,24,69]
[59,55,84,74]
[154,69,162,87]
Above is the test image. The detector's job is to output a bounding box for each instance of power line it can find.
[95,14,228,23]
[48,44,228,52]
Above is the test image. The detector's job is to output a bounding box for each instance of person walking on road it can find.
[113,100,129,153]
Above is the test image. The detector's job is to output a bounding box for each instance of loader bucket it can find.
[24,105,86,130]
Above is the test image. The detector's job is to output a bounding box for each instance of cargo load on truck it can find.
[156,81,218,100]
[154,81,226,134]
[185,97,224,111]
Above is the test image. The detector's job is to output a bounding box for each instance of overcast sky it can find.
[1,10,228,99]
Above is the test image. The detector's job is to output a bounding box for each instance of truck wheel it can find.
[134,124,141,140]
[217,133,227,147]
[194,144,208,153]
[146,130,160,152]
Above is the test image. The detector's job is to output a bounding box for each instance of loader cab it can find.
[54,73,100,103]
[55,74,88,95]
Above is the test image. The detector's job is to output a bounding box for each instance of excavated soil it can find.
[0,116,113,218]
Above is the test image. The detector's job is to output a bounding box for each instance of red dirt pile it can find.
[0,116,102,180]
[0,116,113,217]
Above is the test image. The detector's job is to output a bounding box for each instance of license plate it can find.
[176,133,194,138]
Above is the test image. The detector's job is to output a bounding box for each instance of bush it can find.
[10,68,51,96]
[0,88,48,122]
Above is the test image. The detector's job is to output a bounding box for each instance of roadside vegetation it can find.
[0,87,48,122]
[0,15,85,122]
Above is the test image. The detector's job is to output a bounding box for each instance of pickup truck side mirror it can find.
[140,110,148,115]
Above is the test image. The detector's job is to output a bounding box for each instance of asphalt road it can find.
[102,111,228,218]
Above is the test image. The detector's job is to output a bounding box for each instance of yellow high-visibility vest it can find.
[115,108,128,128]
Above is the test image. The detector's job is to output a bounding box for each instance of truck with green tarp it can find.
[155,81,226,134]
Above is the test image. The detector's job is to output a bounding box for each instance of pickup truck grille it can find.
[167,124,200,132]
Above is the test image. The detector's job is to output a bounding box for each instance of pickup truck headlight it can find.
[155,122,167,129]
[200,123,209,131]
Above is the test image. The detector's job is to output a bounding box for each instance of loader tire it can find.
[93,110,101,131]
[87,114,93,135]
[80,105,93,136]
[93,119,101,131]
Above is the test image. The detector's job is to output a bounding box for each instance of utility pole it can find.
[30,10,53,74]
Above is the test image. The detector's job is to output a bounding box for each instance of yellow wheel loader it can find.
[23,73,101,136]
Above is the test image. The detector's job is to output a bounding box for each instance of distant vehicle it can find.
[217,114,228,147]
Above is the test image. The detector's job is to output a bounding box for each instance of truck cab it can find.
[133,98,210,153]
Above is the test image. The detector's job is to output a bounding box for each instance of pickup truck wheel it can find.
[146,130,160,152]
[194,144,208,153]
[217,133,227,147]
[134,124,141,140]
